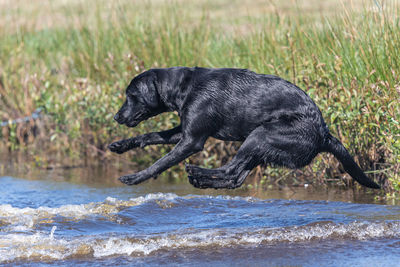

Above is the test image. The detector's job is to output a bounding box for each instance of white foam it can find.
[2,221,399,263]
[0,193,262,232]
[0,193,181,230]
[49,226,57,239]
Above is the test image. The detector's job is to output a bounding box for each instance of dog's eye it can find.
[128,94,144,105]
[128,93,137,100]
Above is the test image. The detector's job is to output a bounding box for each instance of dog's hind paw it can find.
[188,174,237,189]
[185,164,225,177]
[185,164,197,176]
[188,175,209,189]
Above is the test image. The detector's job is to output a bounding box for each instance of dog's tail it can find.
[323,133,380,189]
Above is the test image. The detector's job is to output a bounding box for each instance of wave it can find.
[1,193,399,263]
[1,220,399,263]
[0,193,182,230]
[0,193,262,230]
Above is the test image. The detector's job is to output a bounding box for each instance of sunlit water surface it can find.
[0,167,399,266]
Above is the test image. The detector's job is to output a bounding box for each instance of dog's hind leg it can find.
[187,127,267,189]
[187,123,319,189]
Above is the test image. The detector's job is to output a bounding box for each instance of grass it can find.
[0,0,399,194]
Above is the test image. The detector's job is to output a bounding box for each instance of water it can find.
[0,169,399,266]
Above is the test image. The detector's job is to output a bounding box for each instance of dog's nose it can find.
[114,113,120,122]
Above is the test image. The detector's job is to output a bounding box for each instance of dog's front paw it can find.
[109,138,145,154]
[108,140,129,154]
[118,172,149,185]
[119,174,139,185]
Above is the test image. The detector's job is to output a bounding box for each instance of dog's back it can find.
[181,67,327,143]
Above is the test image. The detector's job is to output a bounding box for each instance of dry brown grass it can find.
[0,0,375,34]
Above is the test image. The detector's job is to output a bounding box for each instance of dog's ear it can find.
[140,72,160,109]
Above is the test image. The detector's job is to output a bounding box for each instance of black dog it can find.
[109,67,380,189]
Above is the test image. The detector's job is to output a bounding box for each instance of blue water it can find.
[0,175,399,266]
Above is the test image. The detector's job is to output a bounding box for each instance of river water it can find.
[0,166,399,266]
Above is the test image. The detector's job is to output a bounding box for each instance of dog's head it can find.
[114,71,163,127]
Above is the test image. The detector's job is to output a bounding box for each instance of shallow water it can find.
[1,168,399,266]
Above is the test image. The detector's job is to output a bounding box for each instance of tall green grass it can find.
[0,1,399,192]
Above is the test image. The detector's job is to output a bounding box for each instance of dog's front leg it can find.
[109,125,182,154]
[119,137,206,185]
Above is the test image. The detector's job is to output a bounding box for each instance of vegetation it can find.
[0,0,399,194]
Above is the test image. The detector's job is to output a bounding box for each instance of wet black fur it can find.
[109,67,380,189]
